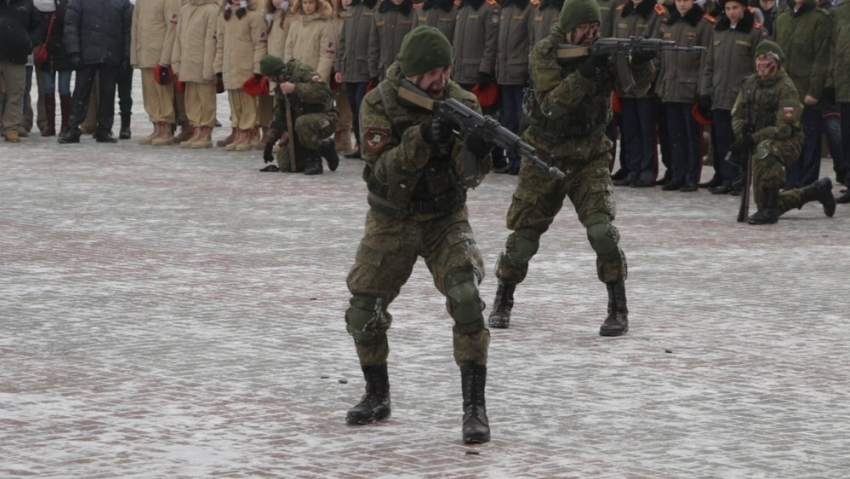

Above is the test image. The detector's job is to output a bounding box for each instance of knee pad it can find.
[444,270,485,334]
[586,217,620,262]
[345,294,392,343]
[501,229,540,268]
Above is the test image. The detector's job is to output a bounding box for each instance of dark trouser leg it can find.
[95,64,119,135]
[619,98,640,180]
[712,109,738,187]
[822,112,845,185]
[118,65,133,118]
[635,97,658,182]
[786,107,823,189]
[840,103,850,187]
[346,81,367,146]
[665,102,686,182]
[68,65,97,130]
[657,97,672,181]
[500,85,524,168]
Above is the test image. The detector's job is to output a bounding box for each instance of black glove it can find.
[216,72,223,80]
[69,54,82,70]
[729,135,755,157]
[727,150,748,170]
[631,49,656,66]
[698,95,712,114]
[478,71,494,85]
[420,117,452,146]
[263,142,275,163]
[742,122,757,136]
[578,51,609,80]
[465,129,491,159]
[369,77,379,86]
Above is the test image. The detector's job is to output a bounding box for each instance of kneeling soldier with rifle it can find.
[258,55,339,175]
[488,0,657,336]
[344,26,497,444]
[728,41,835,225]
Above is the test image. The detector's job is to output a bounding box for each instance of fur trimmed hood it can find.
[666,3,703,26]
[291,0,334,16]
[715,7,754,31]
[622,0,656,18]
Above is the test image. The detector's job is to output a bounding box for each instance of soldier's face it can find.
[413,66,452,99]
[565,23,599,47]
[724,2,744,23]
[755,54,780,79]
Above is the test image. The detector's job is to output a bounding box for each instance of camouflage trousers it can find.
[496,151,626,285]
[752,137,803,214]
[346,206,489,367]
[276,111,338,172]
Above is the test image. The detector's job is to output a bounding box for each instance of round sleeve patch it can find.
[364,128,390,154]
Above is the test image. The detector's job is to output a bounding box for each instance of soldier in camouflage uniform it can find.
[258,56,340,175]
[343,26,495,444]
[729,41,836,224]
[488,0,655,336]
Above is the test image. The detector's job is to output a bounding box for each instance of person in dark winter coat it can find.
[37,0,73,137]
[0,0,45,142]
[59,0,132,144]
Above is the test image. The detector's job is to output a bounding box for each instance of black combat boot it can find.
[321,139,339,171]
[748,187,779,225]
[799,177,836,218]
[460,364,490,444]
[836,189,850,204]
[346,364,391,425]
[488,281,515,329]
[304,149,324,175]
[119,114,132,139]
[599,279,628,336]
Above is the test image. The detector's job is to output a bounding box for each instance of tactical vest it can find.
[365,82,473,217]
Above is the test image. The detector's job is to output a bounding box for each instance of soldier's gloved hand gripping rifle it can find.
[558,37,706,94]
[397,80,566,183]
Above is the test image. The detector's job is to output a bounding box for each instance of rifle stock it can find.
[284,93,296,172]
[397,81,566,180]
[736,152,752,223]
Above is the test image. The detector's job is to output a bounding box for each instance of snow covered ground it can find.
[2,76,849,478]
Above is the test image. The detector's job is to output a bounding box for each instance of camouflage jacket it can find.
[832,2,850,102]
[359,62,492,218]
[267,59,337,140]
[698,9,766,111]
[731,69,802,144]
[773,0,832,108]
[523,27,656,161]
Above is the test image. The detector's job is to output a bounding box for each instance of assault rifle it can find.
[397,80,566,182]
[558,37,706,94]
[735,150,753,223]
[283,91,297,172]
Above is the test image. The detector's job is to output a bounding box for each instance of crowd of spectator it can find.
[1,0,848,201]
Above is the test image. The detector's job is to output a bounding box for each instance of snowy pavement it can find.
[2,82,850,478]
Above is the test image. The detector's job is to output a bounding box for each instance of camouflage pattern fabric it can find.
[275,112,338,171]
[347,206,488,366]
[732,69,805,212]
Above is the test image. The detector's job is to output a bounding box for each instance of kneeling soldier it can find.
[729,41,836,225]
[258,55,340,175]
[344,26,494,444]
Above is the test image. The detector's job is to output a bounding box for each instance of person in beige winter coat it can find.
[172,0,220,148]
[131,0,183,146]
[214,0,268,151]
[284,0,335,81]
[328,0,354,154]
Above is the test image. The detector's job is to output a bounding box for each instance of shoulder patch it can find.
[654,4,666,15]
[311,74,324,82]
[170,13,178,24]
[782,106,795,119]
[259,31,268,43]
[364,127,390,154]
[703,14,715,23]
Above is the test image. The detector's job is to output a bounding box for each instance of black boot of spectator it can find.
[119,114,131,140]
[837,189,850,204]
[58,128,82,144]
[94,131,118,143]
